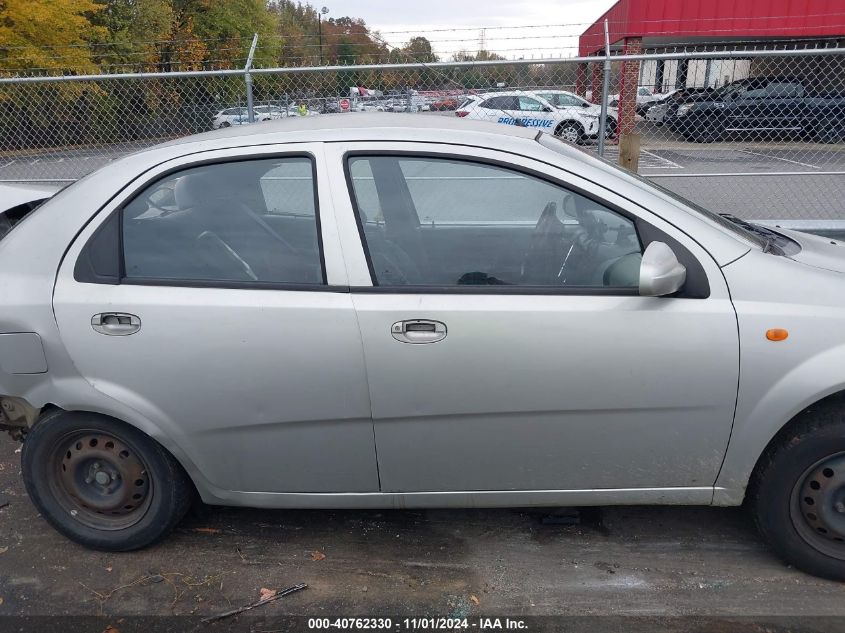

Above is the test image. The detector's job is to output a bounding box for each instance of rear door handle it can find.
[391,319,447,344]
[91,313,141,336]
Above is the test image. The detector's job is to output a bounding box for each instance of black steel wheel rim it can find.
[48,430,153,530]
[790,451,845,560]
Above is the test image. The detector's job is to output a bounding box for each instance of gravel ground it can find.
[2,432,845,631]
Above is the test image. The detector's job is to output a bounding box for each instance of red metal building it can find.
[580,0,845,57]
[577,0,845,140]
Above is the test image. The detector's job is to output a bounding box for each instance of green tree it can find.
[402,36,436,63]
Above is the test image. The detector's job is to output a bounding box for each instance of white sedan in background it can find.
[455,91,602,143]
[211,107,251,129]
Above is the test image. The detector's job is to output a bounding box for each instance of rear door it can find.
[327,142,739,495]
[52,144,378,495]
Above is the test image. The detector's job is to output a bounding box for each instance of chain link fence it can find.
[1,46,844,222]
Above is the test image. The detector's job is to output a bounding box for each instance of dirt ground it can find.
[2,433,845,631]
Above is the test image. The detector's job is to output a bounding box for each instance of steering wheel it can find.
[196,231,259,281]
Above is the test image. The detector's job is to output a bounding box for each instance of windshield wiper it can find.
[719,213,783,254]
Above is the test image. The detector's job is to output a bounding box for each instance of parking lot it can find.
[2,433,845,628]
[3,118,844,223]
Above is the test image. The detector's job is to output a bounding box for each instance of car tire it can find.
[556,122,584,144]
[749,404,845,580]
[220,122,231,128]
[22,410,194,551]
[692,119,725,143]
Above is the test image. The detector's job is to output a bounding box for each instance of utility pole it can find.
[244,33,259,123]
[319,6,329,65]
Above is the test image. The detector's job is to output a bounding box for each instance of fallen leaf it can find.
[192,527,221,534]
[259,587,277,601]
[105,566,112,572]
[0,546,8,555]
[469,595,480,606]
[103,625,120,633]
[310,550,326,562]
[0,597,4,606]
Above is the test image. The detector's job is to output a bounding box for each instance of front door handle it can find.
[391,319,447,344]
[91,313,141,336]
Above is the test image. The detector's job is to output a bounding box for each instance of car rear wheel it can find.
[750,408,845,580]
[22,410,194,551]
[556,122,584,144]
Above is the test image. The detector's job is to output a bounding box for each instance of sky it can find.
[321,0,618,60]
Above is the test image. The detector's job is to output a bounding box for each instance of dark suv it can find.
[667,76,845,143]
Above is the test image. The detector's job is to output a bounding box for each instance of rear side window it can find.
[518,96,544,111]
[119,157,324,285]
[347,155,642,289]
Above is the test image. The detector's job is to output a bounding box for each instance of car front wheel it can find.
[750,406,845,580]
[22,410,194,551]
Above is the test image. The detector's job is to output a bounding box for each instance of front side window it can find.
[121,157,324,285]
[540,93,582,107]
[348,156,642,289]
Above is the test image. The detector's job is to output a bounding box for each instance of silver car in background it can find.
[2,115,845,581]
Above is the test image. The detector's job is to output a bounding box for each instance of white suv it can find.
[455,91,601,143]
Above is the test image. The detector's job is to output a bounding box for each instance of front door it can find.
[334,146,739,493]
[53,148,378,495]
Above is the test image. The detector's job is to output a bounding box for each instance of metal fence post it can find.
[245,33,259,123]
[597,19,611,157]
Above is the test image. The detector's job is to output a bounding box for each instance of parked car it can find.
[431,97,461,111]
[210,107,251,129]
[357,99,389,112]
[211,106,279,128]
[455,90,602,143]
[534,90,618,138]
[254,105,287,120]
[5,114,845,581]
[667,76,845,143]
[645,88,717,125]
[608,86,661,115]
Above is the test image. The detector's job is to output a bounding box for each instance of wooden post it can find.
[618,132,641,172]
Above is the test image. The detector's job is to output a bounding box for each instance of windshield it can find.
[536,132,770,249]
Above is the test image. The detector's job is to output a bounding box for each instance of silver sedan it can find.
[2,114,845,581]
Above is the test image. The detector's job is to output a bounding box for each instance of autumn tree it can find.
[0,0,106,74]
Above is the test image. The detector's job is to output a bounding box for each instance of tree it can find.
[0,0,106,74]
[90,0,173,71]
[402,37,436,63]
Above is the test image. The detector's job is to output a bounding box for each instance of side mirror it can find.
[543,106,553,112]
[639,241,686,297]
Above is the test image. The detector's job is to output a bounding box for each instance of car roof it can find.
[154,113,540,151]
[477,90,546,98]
